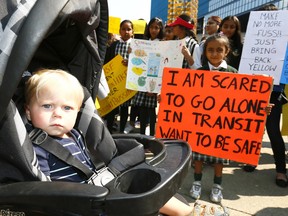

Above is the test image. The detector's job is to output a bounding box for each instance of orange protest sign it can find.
[97,55,137,116]
[156,68,273,166]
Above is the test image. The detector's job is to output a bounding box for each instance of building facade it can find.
[150,0,169,24]
[166,0,198,24]
[198,0,288,34]
[150,0,199,25]
[150,0,287,33]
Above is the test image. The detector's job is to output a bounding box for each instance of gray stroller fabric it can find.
[76,88,146,173]
[0,0,108,122]
[0,0,145,184]
[0,101,49,183]
[0,0,108,182]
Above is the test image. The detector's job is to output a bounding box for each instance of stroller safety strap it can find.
[29,128,112,181]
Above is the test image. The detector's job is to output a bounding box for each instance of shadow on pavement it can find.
[178,141,288,216]
[255,207,288,216]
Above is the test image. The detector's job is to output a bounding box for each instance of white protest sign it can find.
[126,39,184,93]
[239,10,288,84]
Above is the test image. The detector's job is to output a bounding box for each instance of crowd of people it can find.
[102,2,287,206]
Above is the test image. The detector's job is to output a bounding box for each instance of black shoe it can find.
[243,165,256,172]
[276,178,288,187]
[276,173,288,187]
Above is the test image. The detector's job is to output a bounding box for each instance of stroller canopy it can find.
[0,0,108,122]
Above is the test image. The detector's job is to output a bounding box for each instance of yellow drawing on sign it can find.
[127,81,138,90]
[132,67,145,76]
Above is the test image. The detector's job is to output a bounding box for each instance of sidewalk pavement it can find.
[118,122,288,215]
[178,132,288,216]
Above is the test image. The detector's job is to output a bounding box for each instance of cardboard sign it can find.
[281,86,288,135]
[156,68,273,166]
[126,39,185,93]
[109,16,121,34]
[239,10,288,84]
[132,19,147,34]
[97,55,137,116]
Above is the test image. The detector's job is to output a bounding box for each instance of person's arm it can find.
[264,103,274,115]
[190,45,202,69]
[104,41,118,64]
[182,45,194,66]
[159,196,193,216]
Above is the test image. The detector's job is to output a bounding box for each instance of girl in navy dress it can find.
[190,34,237,203]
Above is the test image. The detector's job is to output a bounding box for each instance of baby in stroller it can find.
[24,68,193,216]
[0,1,193,214]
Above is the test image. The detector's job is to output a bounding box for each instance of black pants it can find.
[139,107,156,136]
[129,105,139,123]
[105,107,119,133]
[266,91,287,174]
[119,106,129,133]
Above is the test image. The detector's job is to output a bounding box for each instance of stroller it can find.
[0,1,191,215]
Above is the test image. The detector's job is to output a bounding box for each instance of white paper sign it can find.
[238,10,288,84]
[126,39,185,93]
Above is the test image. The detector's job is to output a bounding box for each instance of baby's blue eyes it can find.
[64,106,72,111]
[41,104,73,111]
[42,104,52,109]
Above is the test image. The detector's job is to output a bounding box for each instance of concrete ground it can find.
[178,133,288,216]
[114,117,288,215]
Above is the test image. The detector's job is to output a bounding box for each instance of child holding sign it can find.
[133,17,164,136]
[190,34,237,203]
[104,20,134,133]
[168,13,201,69]
[190,33,274,202]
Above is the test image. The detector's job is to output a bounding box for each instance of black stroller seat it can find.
[0,1,191,215]
[0,91,191,216]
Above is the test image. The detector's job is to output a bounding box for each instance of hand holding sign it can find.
[156,68,273,166]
